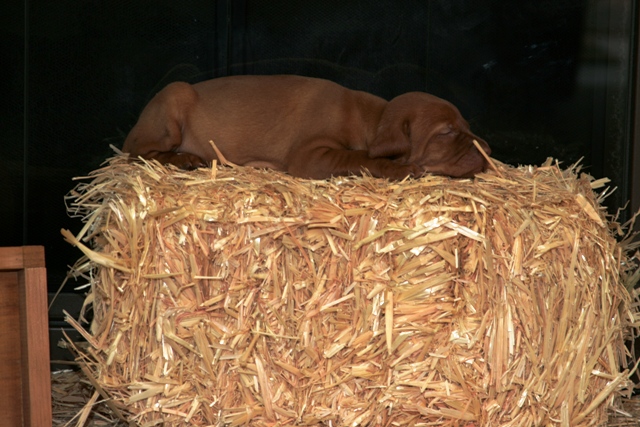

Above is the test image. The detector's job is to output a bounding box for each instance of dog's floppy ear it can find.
[368,98,413,160]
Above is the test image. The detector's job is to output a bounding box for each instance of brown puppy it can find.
[122,75,490,180]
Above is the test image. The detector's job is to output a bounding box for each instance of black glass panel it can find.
[1,0,636,295]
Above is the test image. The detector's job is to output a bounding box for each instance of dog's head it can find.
[369,92,491,178]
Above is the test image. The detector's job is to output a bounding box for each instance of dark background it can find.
[1,1,638,364]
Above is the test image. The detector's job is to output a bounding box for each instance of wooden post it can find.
[0,246,51,427]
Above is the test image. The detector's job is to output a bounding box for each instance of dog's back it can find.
[123,75,386,171]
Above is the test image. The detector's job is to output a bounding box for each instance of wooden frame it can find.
[0,246,51,427]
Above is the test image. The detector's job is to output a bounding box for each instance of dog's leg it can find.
[122,82,207,169]
[287,145,422,180]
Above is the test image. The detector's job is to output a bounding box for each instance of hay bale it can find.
[63,155,640,426]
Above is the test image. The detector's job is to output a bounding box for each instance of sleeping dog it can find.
[123,75,490,180]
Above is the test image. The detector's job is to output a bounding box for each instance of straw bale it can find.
[63,155,640,426]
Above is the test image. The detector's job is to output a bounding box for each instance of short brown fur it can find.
[123,75,490,180]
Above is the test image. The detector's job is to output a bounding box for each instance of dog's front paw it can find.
[387,163,423,180]
[134,151,208,170]
[176,153,207,170]
[406,163,425,178]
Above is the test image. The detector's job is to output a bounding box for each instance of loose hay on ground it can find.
[63,155,640,426]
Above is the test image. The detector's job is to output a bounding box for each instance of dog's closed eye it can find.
[436,126,457,138]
